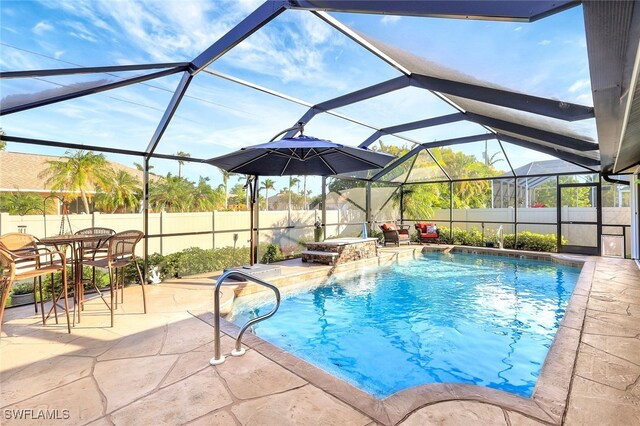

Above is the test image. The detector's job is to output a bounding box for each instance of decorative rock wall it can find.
[302,239,378,265]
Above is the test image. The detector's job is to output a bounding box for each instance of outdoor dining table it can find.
[39,233,111,324]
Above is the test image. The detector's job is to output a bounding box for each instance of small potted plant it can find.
[11,282,35,306]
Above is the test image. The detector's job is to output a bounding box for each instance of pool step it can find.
[301,250,339,265]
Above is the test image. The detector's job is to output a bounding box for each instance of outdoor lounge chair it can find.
[379,222,411,246]
[415,222,440,244]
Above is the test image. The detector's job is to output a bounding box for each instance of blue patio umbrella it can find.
[206,134,395,176]
[206,124,396,265]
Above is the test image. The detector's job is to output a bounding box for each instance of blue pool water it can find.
[229,252,580,398]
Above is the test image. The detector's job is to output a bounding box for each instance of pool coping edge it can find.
[216,247,595,425]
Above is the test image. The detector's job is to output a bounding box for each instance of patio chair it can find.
[0,233,70,336]
[379,222,411,246]
[78,230,146,327]
[74,227,115,308]
[415,222,440,244]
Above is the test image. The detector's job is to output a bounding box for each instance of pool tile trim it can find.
[219,246,595,425]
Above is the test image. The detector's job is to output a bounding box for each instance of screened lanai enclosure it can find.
[1,1,639,267]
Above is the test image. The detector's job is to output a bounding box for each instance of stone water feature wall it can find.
[302,238,378,265]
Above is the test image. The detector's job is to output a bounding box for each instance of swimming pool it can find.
[229,252,581,398]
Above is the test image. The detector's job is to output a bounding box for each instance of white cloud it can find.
[299,13,333,45]
[53,50,65,59]
[575,92,593,105]
[538,40,551,46]
[33,21,54,35]
[569,78,590,93]
[513,26,522,32]
[381,15,401,25]
[63,20,99,43]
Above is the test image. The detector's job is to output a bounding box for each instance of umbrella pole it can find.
[249,175,258,266]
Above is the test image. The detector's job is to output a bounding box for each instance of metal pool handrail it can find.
[496,225,504,249]
[210,270,281,365]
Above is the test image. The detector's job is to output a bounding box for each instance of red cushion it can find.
[381,223,389,231]
[416,222,427,232]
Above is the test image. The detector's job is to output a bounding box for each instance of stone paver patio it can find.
[1,249,639,425]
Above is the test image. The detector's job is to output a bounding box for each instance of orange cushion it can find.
[382,223,396,231]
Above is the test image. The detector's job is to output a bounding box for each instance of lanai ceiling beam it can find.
[288,1,579,23]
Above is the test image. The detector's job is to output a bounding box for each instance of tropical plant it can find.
[176,151,191,178]
[38,150,111,214]
[133,162,155,173]
[0,128,5,151]
[149,173,194,212]
[94,169,141,213]
[261,178,276,211]
[0,192,43,215]
[192,177,225,211]
[229,181,247,208]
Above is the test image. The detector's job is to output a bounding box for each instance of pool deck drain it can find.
[1,248,639,425]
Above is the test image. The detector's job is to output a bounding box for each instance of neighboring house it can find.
[0,151,146,214]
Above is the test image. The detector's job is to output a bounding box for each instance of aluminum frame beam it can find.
[314,76,411,112]
[359,113,466,148]
[1,66,188,116]
[0,134,209,163]
[289,1,579,22]
[464,112,598,151]
[370,131,601,182]
[371,134,493,181]
[496,133,600,168]
[420,133,495,149]
[0,62,190,79]
[410,75,594,121]
[191,1,288,73]
[371,145,424,181]
[145,71,193,156]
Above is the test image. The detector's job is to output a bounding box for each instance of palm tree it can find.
[288,176,300,211]
[149,173,194,212]
[192,177,225,211]
[229,181,247,208]
[176,151,191,178]
[94,169,141,213]
[39,150,111,214]
[133,162,155,172]
[0,192,43,215]
[261,179,276,211]
[219,169,235,209]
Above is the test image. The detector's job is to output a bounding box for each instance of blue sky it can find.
[0,1,595,194]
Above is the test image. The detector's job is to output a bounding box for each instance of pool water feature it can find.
[229,252,581,398]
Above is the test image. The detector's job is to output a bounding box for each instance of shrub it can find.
[261,244,283,264]
[11,281,34,295]
[503,231,564,252]
[437,226,561,252]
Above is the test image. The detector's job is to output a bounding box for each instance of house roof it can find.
[0,151,147,193]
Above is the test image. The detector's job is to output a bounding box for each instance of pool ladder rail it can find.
[210,270,281,366]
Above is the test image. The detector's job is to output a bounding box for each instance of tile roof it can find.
[0,151,147,193]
